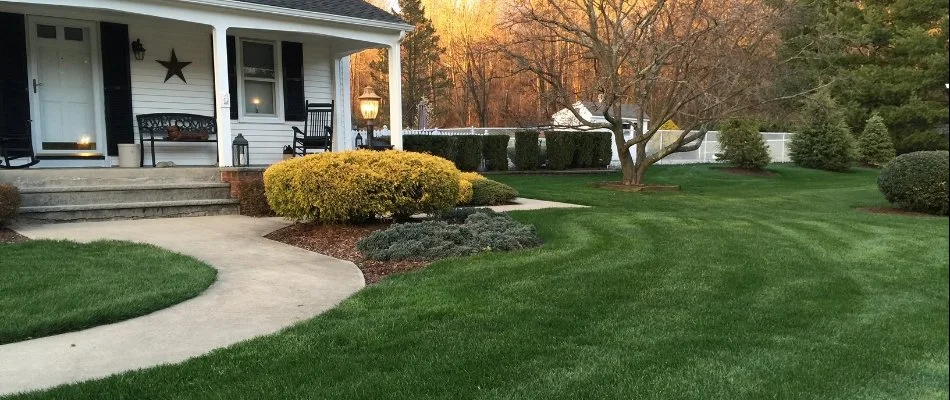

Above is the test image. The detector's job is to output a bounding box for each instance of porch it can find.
[0,0,410,169]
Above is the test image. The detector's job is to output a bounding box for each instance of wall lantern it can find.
[354,132,364,148]
[357,86,382,149]
[131,39,146,61]
[232,133,250,166]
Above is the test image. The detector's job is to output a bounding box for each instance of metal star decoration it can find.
[156,49,192,83]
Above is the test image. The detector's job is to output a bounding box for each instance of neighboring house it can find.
[0,0,411,168]
[551,101,651,134]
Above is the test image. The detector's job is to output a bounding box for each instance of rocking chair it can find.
[0,131,39,169]
[292,101,333,156]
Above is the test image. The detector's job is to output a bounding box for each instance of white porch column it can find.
[332,55,353,151]
[211,25,234,166]
[387,43,403,150]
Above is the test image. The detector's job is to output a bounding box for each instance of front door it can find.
[27,16,105,155]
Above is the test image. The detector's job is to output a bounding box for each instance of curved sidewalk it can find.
[0,215,365,396]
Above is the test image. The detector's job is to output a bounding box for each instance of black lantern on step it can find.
[232,134,249,166]
[131,39,146,61]
[355,132,364,148]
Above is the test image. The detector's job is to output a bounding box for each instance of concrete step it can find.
[0,167,222,188]
[18,199,240,222]
[18,183,233,207]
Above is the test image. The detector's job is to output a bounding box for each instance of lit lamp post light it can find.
[357,86,381,149]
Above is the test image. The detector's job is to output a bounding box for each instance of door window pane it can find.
[244,81,275,115]
[37,25,56,39]
[242,41,275,79]
[64,27,84,41]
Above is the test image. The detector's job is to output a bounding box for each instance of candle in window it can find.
[252,97,261,113]
[78,135,92,150]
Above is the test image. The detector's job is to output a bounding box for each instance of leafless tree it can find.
[503,0,798,185]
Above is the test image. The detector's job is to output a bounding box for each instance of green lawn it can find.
[0,240,216,344]
[7,165,948,399]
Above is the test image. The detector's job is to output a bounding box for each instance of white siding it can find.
[129,23,334,166]
[129,20,217,166]
[231,41,333,166]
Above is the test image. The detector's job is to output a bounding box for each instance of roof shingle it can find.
[232,0,407,25]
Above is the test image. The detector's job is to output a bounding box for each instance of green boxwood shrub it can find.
[403,135,456,161]
[468,179,519,206]
[857,113,896,167]
[453,135,483,171]
[877,150,949,215]
[594,132,613,168]
[356,209,543,261]
[482,135,510,171]
[0,184,20,226]
[545,131,574,170]
[514,130,541,170]
[716,119,770,170]
[789,90,856,172]
[573,132,596,168]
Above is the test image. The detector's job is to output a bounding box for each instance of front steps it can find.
[1,168,240,222]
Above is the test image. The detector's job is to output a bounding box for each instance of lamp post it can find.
[357,86,381,149]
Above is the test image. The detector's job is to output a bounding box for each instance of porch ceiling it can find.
[3,0,409,47]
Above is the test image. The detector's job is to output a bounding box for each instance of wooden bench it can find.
[137,113,217,167]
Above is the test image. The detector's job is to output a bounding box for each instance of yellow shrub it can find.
[264,150,462,223]
[456,172,485,204]
[458,179,474,204]
[460,172,487,182]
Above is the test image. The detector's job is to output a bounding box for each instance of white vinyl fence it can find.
[616,130,794,166]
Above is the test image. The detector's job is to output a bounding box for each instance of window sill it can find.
[235,116,286,125]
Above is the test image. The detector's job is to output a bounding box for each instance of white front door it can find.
[27,16,105,155]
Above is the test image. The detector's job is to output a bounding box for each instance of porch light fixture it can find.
[232,134,250,166]
[131,39,146,61]
[357,86,381,149]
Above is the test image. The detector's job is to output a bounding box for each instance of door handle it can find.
[33,79,43,93]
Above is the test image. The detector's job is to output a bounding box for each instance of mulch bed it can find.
[715,167,778,177]
[857,207,946,218]
[0,228,29,244]
[591,182,681,192]
[266,222,429,285]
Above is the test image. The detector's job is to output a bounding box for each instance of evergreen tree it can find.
[371,0,451,128]
[716,119,771,171]
[775,0,949,153]
[858,113,896,167]
[790,90,856,172]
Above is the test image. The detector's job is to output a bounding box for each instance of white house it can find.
[0,0,411,168]
[551,101,651,134]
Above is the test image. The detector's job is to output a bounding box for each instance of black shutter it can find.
[100,22,134,156]
[226,36,238,120]
[282,41,305,122]
[0,12,31,143]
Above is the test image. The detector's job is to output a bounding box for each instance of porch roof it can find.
[232,0,405,25]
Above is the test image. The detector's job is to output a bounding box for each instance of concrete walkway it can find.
[487,197,588,212]
[0,215,365,396]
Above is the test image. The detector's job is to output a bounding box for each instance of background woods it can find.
[349,0,948,156]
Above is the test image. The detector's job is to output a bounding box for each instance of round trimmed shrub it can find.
[877,151,949,215]
[264,150,462,223]
[468,179,518,206]
[0,184,20,226]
